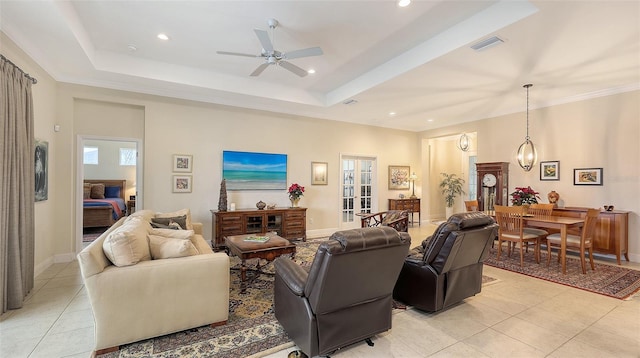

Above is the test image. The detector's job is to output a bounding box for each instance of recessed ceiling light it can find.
[157,33,169,41]
[389,112,396,116]
[307,69,316,74]
[427,119,434,122]
[398,0,411,7]
[127,44,137,52]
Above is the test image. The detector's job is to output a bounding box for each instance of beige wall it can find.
[3,30,639,274]
[54,84,421,260]
[421,91,640,261]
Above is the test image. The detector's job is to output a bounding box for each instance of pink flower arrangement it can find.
[288,183,305,200]
[510,186,540,205]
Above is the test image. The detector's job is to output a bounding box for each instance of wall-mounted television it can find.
[222,150,287,190]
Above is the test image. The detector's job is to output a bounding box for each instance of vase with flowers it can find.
[510,186,540,213]
[288,183,305,207]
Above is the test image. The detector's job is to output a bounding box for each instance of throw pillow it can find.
[83,183,91,199]
[148,235,199,259]
[129,209,155,223]
[151,215,187,230]
[150,228,194,240]
[104,186,121,198]
[90,183,105,199]
[102,231,140,267]
[155,209,193,230]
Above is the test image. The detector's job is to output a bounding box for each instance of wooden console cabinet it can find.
[211,207,307,249]
[389,198,420,226]
[552,207,629,264]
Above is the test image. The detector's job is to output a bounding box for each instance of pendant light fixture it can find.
[457,133,470,152]
[516,84,537,171]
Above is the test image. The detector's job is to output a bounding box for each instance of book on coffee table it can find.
[243,235,270,243]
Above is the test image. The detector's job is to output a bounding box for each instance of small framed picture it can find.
[311,162,328,185]
[573,168,603,186]
[540,161,560,181]
[172,175,192,193]
[173,154,193,173]
[388,165,410,190]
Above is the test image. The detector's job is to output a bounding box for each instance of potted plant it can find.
[439,173,465,218]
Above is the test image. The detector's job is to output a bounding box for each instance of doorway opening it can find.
[76,135,143,252]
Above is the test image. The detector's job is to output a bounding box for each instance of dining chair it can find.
[546,208,599,274]
[494,205,543,267]
[464,200,479,212]
[523,203,555,252]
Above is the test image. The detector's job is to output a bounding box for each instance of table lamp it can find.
[409,172,418,199]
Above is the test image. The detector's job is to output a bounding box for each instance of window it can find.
[83,146,98,165]
[120,148,136,166]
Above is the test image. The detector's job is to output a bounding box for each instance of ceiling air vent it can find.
[342,99,358,105]
[471,36,504,51]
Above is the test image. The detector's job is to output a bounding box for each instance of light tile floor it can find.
[1,224,639,358]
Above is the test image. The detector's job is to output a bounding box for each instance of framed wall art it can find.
[388,165,410,190]
[172,175,192,193]
[540,161,560,181]
[573,168,603,185]
[222,150,287,190]
[311,161,328,185]
[173,154,193,172]
[35,139,48,202]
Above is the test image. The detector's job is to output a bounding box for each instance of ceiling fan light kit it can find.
[217,18,323,77]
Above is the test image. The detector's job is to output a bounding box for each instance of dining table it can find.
[486,211,585,274]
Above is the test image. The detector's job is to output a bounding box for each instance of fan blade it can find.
[254,29,274,53]
[217,51,259,58]
[284,47,323,60]
[279,61,308,77]
[250,63,270,77]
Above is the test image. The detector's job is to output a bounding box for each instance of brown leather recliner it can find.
[274,227,410,357]
[393,212,497,312]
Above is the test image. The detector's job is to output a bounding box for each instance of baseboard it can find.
[34,253,76,279]
[306,228,339,239]
[34,256,54,278]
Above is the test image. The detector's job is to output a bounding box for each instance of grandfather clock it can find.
[476,162,509,212]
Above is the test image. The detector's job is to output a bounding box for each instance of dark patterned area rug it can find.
[484,246,640,300]
[98,239,497,357]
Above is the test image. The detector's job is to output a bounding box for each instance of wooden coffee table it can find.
[225,233,296,287]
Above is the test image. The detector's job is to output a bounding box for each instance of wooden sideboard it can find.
[211,207,307,249]
[552,207,629,264]
[389,198,420,226]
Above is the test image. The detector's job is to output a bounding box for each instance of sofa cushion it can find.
[102,231,141,267]
[129,209,155,222]
[150,228,194,240]
[102,216,151,266]
[148,235,199,259]
[151,215,187,230]
[155,209,193,230]
[90,183,105,199]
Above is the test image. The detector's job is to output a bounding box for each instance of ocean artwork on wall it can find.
[223,150,287,190]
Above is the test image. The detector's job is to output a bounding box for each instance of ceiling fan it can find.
[217,18,323,77]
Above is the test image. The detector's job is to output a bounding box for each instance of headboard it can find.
[84,179,127,201]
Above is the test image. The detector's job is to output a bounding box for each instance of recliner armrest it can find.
[274,257,308,296]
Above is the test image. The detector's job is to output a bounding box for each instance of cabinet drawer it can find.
[284,229,306,239]
[285,220,304,229]
[285,211,305,220]
[219,214,243,223]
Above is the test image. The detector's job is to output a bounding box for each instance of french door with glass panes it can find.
[341,156,376,229]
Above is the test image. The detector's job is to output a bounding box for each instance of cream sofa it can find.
[77,210,230,353]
